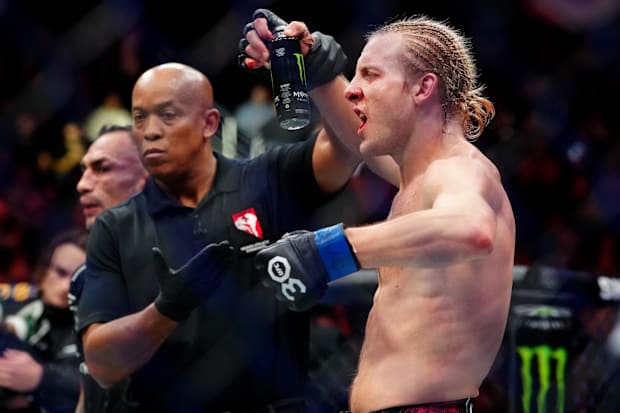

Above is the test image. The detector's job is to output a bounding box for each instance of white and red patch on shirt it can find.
[232,208,263,239]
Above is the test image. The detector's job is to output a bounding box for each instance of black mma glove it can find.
[255,223,359,311]
[238,8,347,90]
[304,31,347,89]
[152,241,233,321]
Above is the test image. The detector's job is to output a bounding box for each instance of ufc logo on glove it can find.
[255,224,359,311]
[267,256,307,301]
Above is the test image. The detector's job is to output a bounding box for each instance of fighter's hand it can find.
[255,224,359,311]
[238,8,348,89]
[238,8,314,72]
[152,241,234,321]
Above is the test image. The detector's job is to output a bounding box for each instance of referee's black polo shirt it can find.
[78,135,337,412]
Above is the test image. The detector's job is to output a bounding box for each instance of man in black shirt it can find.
[70,124,147,412]
[77,10,363,413]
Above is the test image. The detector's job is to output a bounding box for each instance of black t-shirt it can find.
[77,137,337,412]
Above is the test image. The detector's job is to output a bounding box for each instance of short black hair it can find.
[97,124,132,137]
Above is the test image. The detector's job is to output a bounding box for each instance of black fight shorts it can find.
[369,398,473,413]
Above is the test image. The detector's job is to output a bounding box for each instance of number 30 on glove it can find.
[255,223,359,311]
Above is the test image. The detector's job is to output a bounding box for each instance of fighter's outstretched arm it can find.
[255,159,500,310]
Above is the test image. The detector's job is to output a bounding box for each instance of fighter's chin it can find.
[359,140,379,158]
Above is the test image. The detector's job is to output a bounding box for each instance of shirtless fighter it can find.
[254,15,516,413]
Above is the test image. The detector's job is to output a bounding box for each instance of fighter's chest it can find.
[388,186,425,218]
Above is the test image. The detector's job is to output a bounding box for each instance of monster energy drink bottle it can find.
[269,30,311,130]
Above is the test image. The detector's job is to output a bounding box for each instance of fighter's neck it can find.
[397,120,466,187]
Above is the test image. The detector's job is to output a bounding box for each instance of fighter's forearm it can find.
[310,75,362,158]
[345,209,495,269]
[305,76,360,193]
[83,304,176,389]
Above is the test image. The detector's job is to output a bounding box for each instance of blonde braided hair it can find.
[368,16,495,140]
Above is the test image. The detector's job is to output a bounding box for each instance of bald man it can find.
[76,57,362,412]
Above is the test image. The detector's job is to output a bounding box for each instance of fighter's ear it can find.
[413,72,440,104]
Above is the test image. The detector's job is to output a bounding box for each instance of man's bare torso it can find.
[349,150,515,412]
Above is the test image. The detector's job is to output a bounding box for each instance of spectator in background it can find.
[0,198,33,283]
[234,83,275,140]
[1,228,87,413]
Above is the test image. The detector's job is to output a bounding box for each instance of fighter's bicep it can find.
[432,189,494,218]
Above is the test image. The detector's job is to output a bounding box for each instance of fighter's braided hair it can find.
[368,16,495,140]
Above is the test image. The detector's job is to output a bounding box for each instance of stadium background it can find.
[1,0,620,412]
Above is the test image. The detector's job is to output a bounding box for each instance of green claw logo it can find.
[293,53,307,86]
[517,345,568,413]
[513,304,571,413]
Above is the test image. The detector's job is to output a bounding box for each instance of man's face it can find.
[130,71,216,179]
[77,131,146,229]
[40,242,85,308]
[345,33,417,158]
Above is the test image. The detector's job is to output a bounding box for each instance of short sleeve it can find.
[76,213,130,333]
[269,132,333,212]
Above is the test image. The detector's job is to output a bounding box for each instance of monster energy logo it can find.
[517,345,567,413]
[293,53,307,86]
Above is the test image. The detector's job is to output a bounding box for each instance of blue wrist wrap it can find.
[314,223,359,281]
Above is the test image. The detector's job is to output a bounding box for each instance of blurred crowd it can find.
[474,1,620,277]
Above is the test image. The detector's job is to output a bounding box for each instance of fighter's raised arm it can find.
[239,8,400,190]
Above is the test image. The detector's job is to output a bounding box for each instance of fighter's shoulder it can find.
[424,155,466,182]
[440,147,498,176]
